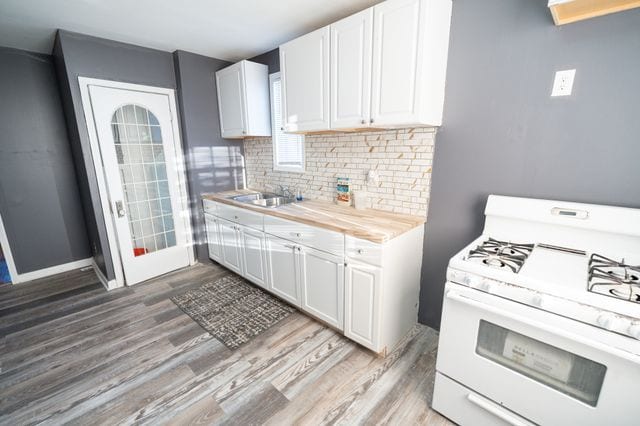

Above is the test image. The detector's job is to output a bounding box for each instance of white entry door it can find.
[86,84,191,285]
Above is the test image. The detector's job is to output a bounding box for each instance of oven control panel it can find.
[446,268,640,341]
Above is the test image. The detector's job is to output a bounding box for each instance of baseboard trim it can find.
[91,259,119,291]
[11,258,94,284]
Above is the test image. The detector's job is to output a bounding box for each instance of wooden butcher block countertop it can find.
[202,190,426,244]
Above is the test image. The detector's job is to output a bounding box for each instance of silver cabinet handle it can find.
[357,249,365,255]
[296,232,302,237]
[361,119,365,125]
[297,246,302,252]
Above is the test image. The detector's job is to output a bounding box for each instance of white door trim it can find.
[0,211,20,283]
[78,77,195,289]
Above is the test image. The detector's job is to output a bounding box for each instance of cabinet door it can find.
[280,26,330,132]
[345,261,382,351]
[299,247,344,330]
[370,0,422,126]
[216,62,247,138]
[204,214,222,263]
[265,235,301,306]
[330,8,373,130]
[218,218,243,275]
[240,225,269,289]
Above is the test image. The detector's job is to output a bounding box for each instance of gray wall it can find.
[250,48,280,74]
[53,30,178,280]
[0,47,89,274]
[173,50,244,262]
[419,0,640,329]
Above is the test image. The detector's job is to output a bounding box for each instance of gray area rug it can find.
[171,274,296,349]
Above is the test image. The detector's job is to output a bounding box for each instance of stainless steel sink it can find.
[230,192,278,203]
[230,192,295,208]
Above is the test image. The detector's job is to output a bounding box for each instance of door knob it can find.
[115,200,126,218]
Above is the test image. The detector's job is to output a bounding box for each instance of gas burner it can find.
[466,238,534,273]
[588,253,640,303]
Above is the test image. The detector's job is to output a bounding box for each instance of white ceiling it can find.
[0,0,380,61]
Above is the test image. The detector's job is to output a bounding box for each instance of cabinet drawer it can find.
[264,215,344,256]
[203,199,218,216]
[217,203,264,231]
[432,373,533,426]
[345,235,383,267]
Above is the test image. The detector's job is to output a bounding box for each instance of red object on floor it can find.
[133,247,148,257]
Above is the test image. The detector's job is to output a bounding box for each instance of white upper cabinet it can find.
[280,26,330,133]
[371,0,452,127]
[279,0,452,132]
[330,8,373,130]
[216,60,271,139]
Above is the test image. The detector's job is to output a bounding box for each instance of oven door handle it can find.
[446,290,638,362]
[466,393,531,426]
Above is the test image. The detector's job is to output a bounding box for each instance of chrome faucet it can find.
[276,184,294,199]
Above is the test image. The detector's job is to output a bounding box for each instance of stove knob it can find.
[628,323,640,340]
[479,279,492,292]
[531,294,545,308]
[596,313,617,330]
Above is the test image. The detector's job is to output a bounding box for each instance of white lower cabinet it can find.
[218,217,243,275]
[203,199,423,355]
[299,246,344,330]
[344,261,382,351]
[265,234,301,306]
[239,225,269,289]
[204,214,223,263]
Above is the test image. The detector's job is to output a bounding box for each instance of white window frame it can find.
[270,72,305,173]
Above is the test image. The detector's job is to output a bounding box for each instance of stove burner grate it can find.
[588,253,640,303]
[466,238,534,273]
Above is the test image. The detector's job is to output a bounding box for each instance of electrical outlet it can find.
[551,69,576,97]
[366,170,379,186]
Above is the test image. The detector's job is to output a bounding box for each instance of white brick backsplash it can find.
[243,128,437,217]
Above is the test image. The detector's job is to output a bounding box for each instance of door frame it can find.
[0,211,19,283]
[79,77,195,289]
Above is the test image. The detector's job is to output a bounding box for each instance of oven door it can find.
[436,282,639,426]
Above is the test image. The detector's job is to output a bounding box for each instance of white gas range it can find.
[432,195,640,426]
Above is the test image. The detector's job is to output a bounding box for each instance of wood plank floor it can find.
[0,262,452,425]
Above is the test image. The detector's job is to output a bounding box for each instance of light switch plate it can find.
[551,69,576,97]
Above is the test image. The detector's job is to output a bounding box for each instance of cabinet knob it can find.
[361,119,365,125]
[370,118,374,124]
[280,127,284,131]
[297,246,302,252]
[357,249,365,255]
[296,232,302,238]
[234,215,239,219]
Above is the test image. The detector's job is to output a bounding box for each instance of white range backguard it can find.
[433,195,640,426]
